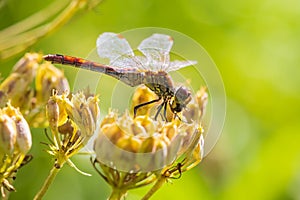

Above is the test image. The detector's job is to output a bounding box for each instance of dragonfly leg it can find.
[154,102,164,120]
[174,112,182,121]
[163,100,168,121]
[134,98,161,118]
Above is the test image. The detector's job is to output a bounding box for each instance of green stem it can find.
[108,188,127,200]
[2,188,10,200]
[0,0,68,39]
[33,166,60,200]
[0,0,85,60]
[141,176,166,200]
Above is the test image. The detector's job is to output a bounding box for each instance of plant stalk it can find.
[33,165,60,200]
[108,188,127,200]
[141,176,166,200]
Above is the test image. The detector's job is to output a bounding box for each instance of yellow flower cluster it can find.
[93,85,208,198]
[0,52,209,199]
[0,53,69,127]
[0,53,70,197]
[0,103,32,196]
[46,91,100,169]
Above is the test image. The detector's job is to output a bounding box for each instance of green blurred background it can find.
[1,0,300,199]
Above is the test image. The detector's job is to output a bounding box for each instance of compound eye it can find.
[175,86,192,106]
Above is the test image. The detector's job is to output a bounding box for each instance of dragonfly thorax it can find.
[143,72,192,117]
[144,71,175,97]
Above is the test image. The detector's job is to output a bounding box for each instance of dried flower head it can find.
[94,111,189,172]
[0,52,70,128]
[46,90,100,169]
[182,86,208,124]
[0,53,41,111]
[0,102,32,197]
[93,85,208,199]
[35,62,70,103]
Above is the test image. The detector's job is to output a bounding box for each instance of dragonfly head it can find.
[170,86,192,113]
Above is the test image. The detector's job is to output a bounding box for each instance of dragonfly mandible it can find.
[44,32,197,120]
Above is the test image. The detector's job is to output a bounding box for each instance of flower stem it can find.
[108,188,127,200]
[0,0,88,60]
[33,166,60,200]
[141,176,166,200]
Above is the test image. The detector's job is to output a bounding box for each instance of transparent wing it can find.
[96,32,140,69]
[138,34,174,71]
[110,55,148,71]
[165,60,197,72]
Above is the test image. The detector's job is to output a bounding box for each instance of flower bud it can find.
[2,103,32,154]
[131,85,158,117]
[0,113,17,156]
[35,62,70,103]
[0,103,32,197]
[46,94,68,130]
[46,98,60,130]
[0,53,42,111]
[87,96,100,124]
[65,92,100,139]
[12,52,42,77]
[0,73,32,109]
[196,87,208,120]
[14,115,32,154]
[138,135,168,170]
[0,91,8,107]
[134,116,156,136]
[181,128,205,171]
[100,110,117,128]
[182,87,208,123]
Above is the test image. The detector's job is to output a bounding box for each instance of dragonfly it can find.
[44,32,197,120]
